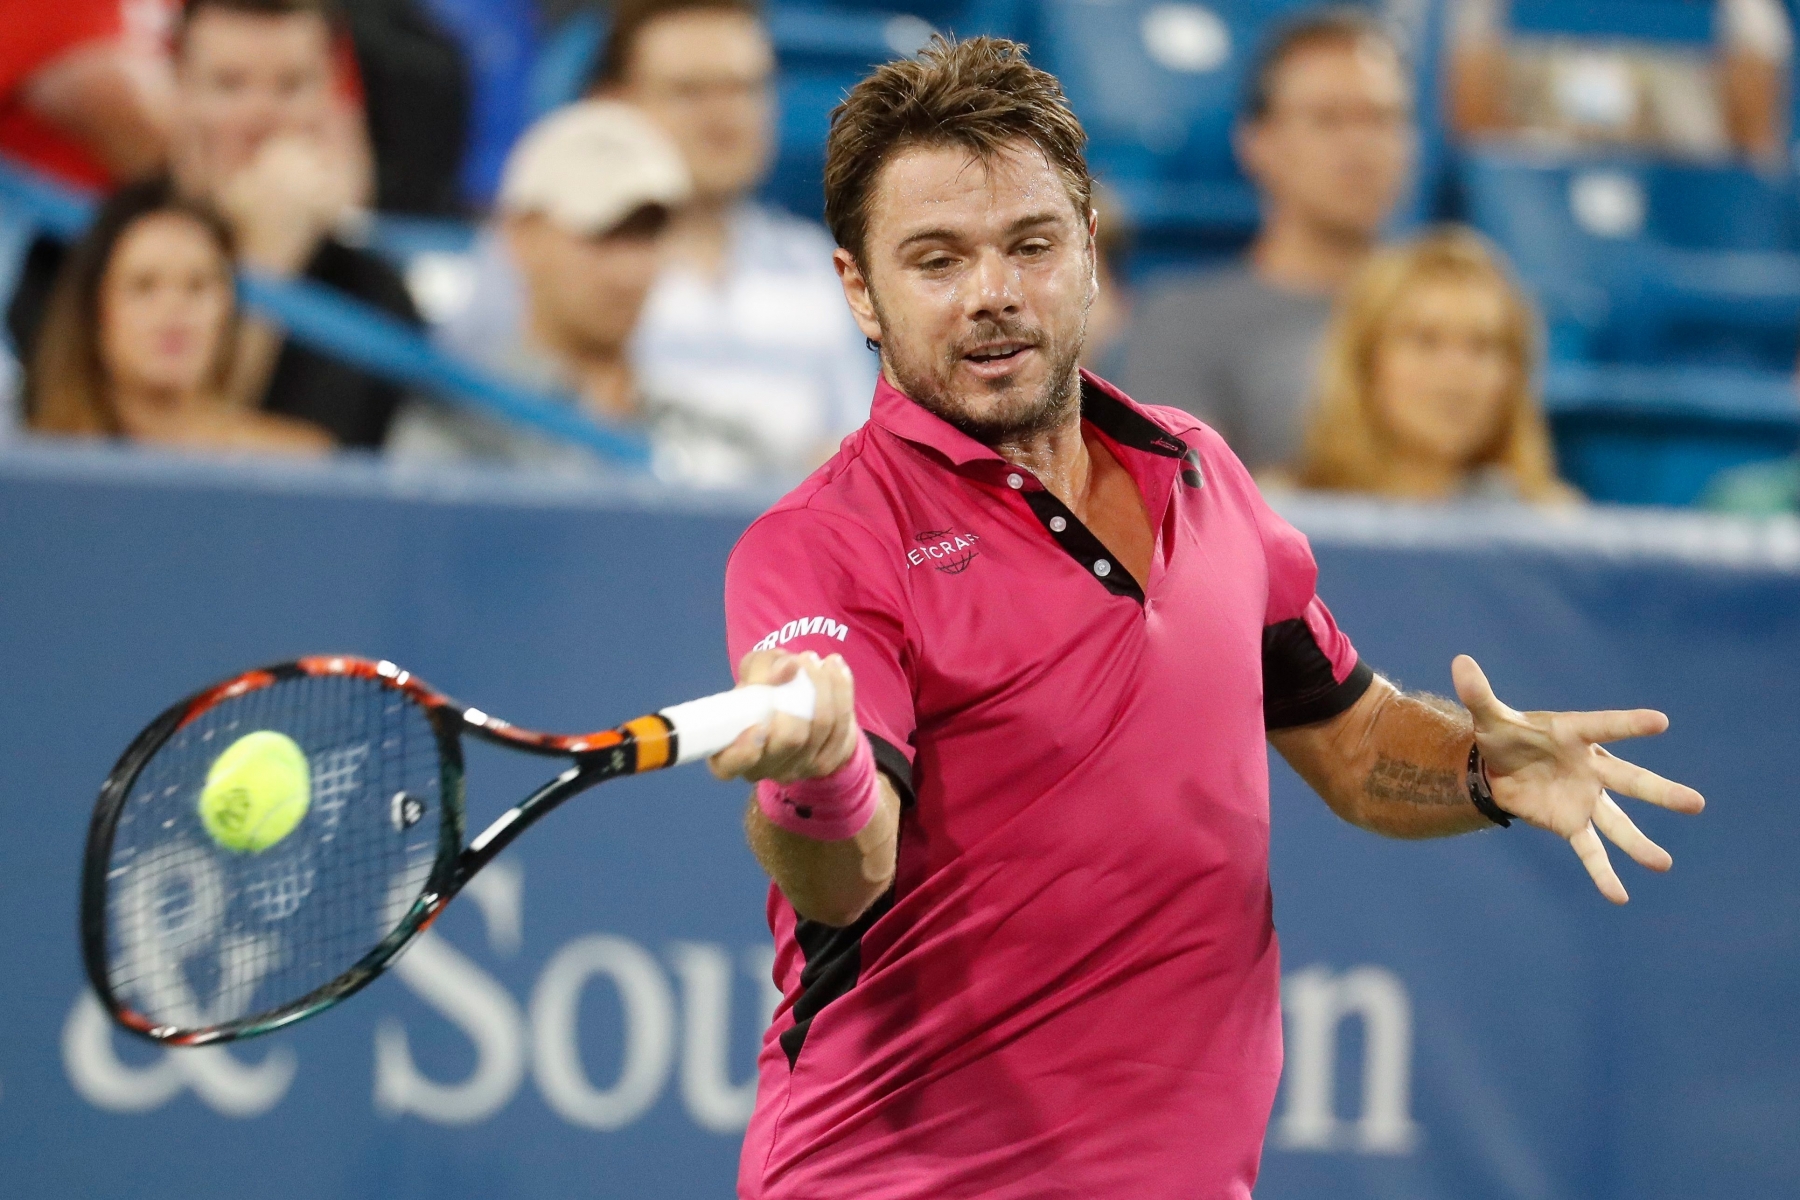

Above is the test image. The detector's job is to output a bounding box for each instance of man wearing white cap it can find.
[393,99,769,482]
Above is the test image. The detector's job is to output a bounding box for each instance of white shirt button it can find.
[1094,559,1111,577]
[1006,473,1024,489]
[1049,515,1067,533]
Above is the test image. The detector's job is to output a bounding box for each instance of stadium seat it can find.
[1544,362,1800,505]
[1461,149,1800,369]
[762,5,936,219]
[1502,0,1714,43]
[1458,150,1800,504]
[419,0,541,205]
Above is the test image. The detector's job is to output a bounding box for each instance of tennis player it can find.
[710,36,1704,1199]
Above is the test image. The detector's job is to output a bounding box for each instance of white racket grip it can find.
[661,673,818,766]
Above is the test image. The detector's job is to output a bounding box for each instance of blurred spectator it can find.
[1702,407,1800,517]
[591,0,876,471]
[1702,455,1800,513]
[1287,226,1575,505]
[27,179,329,454]
[1123,8,1414,473]
[1448,0,1790,163]
[0,0,176,188]
[396,101,771,482]
[1079,184,1133,380]
[341,0,471,214]
[8,0,421,449]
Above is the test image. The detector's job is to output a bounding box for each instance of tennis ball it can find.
[198,731,311,853]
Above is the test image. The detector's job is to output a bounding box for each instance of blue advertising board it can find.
[1,447,1796,1199]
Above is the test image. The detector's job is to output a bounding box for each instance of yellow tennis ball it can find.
[197,731,311,853]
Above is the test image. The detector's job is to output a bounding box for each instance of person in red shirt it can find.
[705,36,1707,1200]
[0,0,177,188]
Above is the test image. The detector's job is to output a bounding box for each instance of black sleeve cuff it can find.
[1266,658,1374,729]
[866,732,916,808]
[1263,612,1378,730]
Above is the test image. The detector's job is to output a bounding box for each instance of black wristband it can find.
[1467,744,1512,828]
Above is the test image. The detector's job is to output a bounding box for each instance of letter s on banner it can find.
[531,935,675,1130]
[374,865,527,1124]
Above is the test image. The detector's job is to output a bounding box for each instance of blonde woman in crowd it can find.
[1289,226,1578,505]
[29,180,329,456]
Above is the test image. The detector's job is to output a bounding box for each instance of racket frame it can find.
[81,655,679,1046]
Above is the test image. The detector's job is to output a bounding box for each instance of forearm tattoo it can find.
[1364,755,1467,808]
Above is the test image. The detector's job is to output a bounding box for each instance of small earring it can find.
[864,337,881,353]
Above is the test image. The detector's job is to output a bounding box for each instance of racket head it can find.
[80,657,465,1045]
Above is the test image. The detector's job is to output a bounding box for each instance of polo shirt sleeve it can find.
[1254,497,1375,730]
[723,508,917,803]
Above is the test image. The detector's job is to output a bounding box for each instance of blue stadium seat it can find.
[1544,363,1800,505]
[762,5,936,219]
[1461,150,1800,504]
[1461,150,1800,369]
[419,0,541,205]
[1503,0,1715,43]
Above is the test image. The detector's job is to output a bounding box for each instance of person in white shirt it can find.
[591,0,877,473]
[395,100,782,484]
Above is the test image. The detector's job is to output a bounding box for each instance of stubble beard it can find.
[874,301,1088,446]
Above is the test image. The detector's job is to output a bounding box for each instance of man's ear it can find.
[500,213,539,268]
[833,247,885,345]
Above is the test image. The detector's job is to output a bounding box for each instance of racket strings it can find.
[103,674,446,1033]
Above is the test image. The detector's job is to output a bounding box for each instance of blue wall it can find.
[0,447,1796,1199]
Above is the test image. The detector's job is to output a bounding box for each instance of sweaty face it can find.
[99,212,234,396]
[1242,39,1413,243]
[621,12,774,202]
[508,209,667,358]
[840,141,1095,444]
[1369,276,1516,467]
[174,10,336,197]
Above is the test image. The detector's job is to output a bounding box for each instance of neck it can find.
[991,401,1090,508]
[573,356,639,421]
[110,378,208,433]
[1251,208,1376,294]
[662,194,736,279]
[525,312,640,421]
[1379,446,1467,500]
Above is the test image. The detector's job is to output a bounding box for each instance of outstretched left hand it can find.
[1452,655,1706,904]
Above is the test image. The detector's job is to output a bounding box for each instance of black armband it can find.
[1467,744,1512,828]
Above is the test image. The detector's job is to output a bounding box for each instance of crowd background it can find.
[2,8,1797,1199]
[3,0,1800,512]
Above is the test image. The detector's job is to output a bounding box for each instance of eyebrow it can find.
[894,210,1071,253]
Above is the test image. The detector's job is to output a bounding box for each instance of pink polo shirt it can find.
[725,371,1371,1199]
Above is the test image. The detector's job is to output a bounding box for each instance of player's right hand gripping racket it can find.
[79,655,813,1046]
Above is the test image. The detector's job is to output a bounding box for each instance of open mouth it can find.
[964,343,1034,366]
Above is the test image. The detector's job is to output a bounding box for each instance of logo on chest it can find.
[907,528,981,575]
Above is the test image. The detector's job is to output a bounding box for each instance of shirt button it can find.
[1094,559,1112,577]
[1049,515,1067,533]
[1007,473,1024,489]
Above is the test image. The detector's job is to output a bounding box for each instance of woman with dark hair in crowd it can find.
[28,180,329,454]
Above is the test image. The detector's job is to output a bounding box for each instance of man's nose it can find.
[965,248,1022,321]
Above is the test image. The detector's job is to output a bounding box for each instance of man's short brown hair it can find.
[823,35,1093,266]
[1243,7,1403,121]
[176,0,340,49]
[593,0,764,87]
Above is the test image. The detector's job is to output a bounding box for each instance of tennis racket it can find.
[80,654,814,1047]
